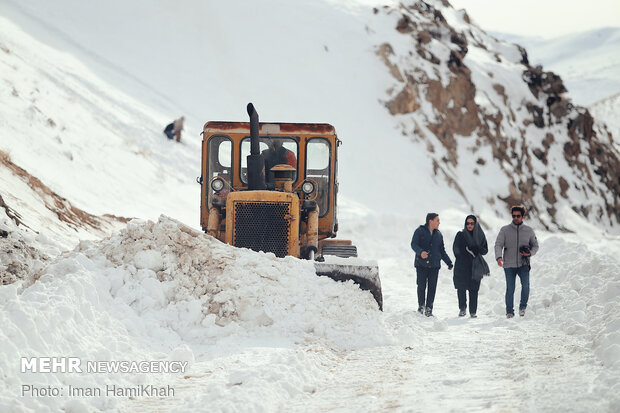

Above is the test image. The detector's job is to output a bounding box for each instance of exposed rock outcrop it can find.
[0,151,131,284]
[375,0,619,230]
[0,151,130,232]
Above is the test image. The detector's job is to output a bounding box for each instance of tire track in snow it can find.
[122,217,618,412]
[285,320,603,412]
[121,274,605,412]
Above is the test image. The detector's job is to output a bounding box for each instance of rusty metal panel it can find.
[204,122,335,135]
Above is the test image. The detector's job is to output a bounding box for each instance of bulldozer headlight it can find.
[302,180,315,195]
[211,177,225,192]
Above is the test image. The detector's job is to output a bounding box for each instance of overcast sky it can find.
[449,0,620,38]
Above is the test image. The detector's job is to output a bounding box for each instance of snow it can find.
[590,92,620,152]
[0,216,391,412]
[494,28,620,106]
[450,0,620,39]
[0,0,619,411]
[2,213,620,411]
[0,0,463,220]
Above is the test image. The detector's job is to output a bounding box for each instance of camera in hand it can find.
[519,245,531,268]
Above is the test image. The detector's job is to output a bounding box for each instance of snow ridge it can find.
[0,216,391,411]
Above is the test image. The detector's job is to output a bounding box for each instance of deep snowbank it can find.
[534,238,620,388]
[0,216,390,412]
[479,235,620,406]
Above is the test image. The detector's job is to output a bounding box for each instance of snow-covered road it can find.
[287,323,601,412]
[1,212,619,412]
[122,261,607,412]
[115,213,618,412]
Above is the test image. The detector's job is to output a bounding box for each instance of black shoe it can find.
[417,306,424,314]
[458,309,466,317]
[425,307,433,317]
[506,313,515,319]
[519,308,526,317]
[470,313,477,318]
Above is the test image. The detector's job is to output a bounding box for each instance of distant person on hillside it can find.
[163,117,185,142]
[452,215,489,318]
[410,213,453,317]
[173,117,184,142]
[163,122,174,140]
[495,205,539,318]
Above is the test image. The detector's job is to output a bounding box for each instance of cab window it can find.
[207,136,232,203]
[240,137,298,187]
[305,138,331,216]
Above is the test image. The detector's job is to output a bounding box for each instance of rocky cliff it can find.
[374,0,619,230]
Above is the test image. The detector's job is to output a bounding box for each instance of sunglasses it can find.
[466,222,475,226]
[512,214,522,218]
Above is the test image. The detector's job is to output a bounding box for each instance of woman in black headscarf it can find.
[452,215,489,318]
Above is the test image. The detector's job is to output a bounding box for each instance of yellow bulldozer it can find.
[198,103,382,310]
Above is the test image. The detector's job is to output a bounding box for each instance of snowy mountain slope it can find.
[0,15,200,227]
[0,149,126,284]
[2,0,617,233]
[495,27,620,106]
[590,92,620,152]
[0,15,203,284]
[0,0,459,224]
[372,2,620,231]
[493,27,620,157]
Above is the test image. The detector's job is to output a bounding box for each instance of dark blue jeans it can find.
[504,266,530,314]
[416,267,439,309]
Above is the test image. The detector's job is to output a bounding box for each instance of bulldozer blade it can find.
[314,262,383,311]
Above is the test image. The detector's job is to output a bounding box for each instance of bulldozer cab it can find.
[201,122,338,242]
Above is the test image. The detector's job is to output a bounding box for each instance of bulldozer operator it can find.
[262,138,297,185]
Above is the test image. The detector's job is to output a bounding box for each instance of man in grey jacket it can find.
[494,205,539,318]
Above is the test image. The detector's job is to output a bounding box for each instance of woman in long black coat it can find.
[452,215,488,317]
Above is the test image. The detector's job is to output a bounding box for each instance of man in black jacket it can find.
[411,213,453,316]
